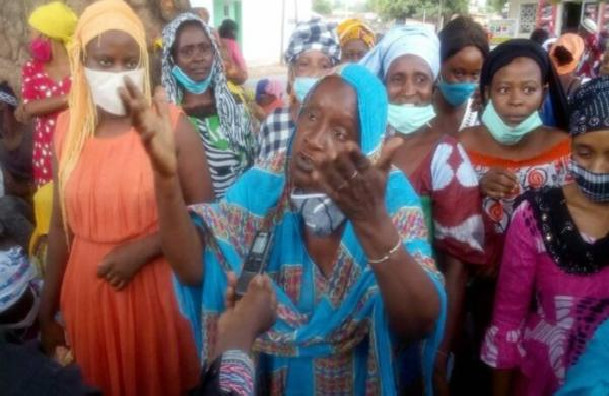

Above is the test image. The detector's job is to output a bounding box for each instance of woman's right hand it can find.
[213,274,277,358]
[40,318,66,355]
[120,79,177,179]
[480,167,518,199]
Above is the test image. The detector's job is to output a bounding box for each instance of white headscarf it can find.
[359,25,440,81]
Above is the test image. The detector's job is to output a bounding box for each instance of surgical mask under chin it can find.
[84,68,145,116]
[481,100,542,145]
[388,103,436,135]
[438,80,477,107]
[293,77,319,102]
[290,191,346,237]
[568,159,609,203]
[0,286,40,331]
[171,65,213,94]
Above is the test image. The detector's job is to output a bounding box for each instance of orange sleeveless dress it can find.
[54,108,200,396]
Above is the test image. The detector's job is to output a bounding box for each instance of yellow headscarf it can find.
[28,1,78,44]
[337,19,376,49]
[58,0,151,233]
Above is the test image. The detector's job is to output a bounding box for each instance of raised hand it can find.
[310,139,403,224]
[119,78,177,178]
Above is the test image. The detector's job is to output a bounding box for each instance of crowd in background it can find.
[0,1,609,396]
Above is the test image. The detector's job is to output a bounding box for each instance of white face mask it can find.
[0,286,40,331]
[84,68,145,116]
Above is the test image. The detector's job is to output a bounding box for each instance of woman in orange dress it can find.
[37,1,214,395]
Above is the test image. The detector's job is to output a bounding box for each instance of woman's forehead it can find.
[297,50,331,63]
[308,77,356,113]
[86,30,139,54]
[492,57,542,82]
[574,130,609,146]
[388,54,433,77]
[176,23,208,44]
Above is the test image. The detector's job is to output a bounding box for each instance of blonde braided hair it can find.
[58,0,151,235]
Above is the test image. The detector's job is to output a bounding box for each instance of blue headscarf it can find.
[339,64,388,155]
[359,25,440,81]
[174,64,445,396]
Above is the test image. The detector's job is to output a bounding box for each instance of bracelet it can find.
[368,238,402,265]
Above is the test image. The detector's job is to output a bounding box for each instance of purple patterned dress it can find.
[481,187,609,395]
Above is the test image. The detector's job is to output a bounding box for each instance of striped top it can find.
[190,112,254,199]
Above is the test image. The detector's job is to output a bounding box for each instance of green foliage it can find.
[313,0,333,15]
[370,0,469,22]
[488,0,508,13]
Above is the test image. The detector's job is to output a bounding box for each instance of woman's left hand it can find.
[311,139,402,224]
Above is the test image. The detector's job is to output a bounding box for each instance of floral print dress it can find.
[465,137,572,265]
[21,59,71,187]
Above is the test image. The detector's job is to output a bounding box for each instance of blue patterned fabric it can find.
[173,64,446,395]
[556,317,609,396]
[284,19,341,65]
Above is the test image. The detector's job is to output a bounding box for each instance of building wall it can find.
[191,0,313,66]
[508,0,540,38]
[508,0,609,39]
[241,0,312,67]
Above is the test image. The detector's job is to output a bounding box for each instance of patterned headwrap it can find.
[0,248,33,313]
[569,76,609,135]
[28,1,77,44]
[284,19,341,65]
[359,25,440,80]
[59,0,151,234]
[337,18,376,49]
[161,12,253,158]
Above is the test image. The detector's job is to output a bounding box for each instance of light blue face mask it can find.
[171,65,213,94]
[481,100,543,145]
[438,80,477,107]
[293,77,319,102]
[387,103,436,135]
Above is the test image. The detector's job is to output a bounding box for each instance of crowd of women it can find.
[0,0,608,395]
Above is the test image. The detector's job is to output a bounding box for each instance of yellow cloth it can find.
[29,182,54,258]
[227,80,247,104]
[28,1,77,44]
[337,18,376,49]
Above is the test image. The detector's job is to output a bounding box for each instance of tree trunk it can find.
[0,0,190,96]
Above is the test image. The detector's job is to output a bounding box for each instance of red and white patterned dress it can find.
[21,59,71,187]
[408,135,486,265]
[466,137,571,265]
